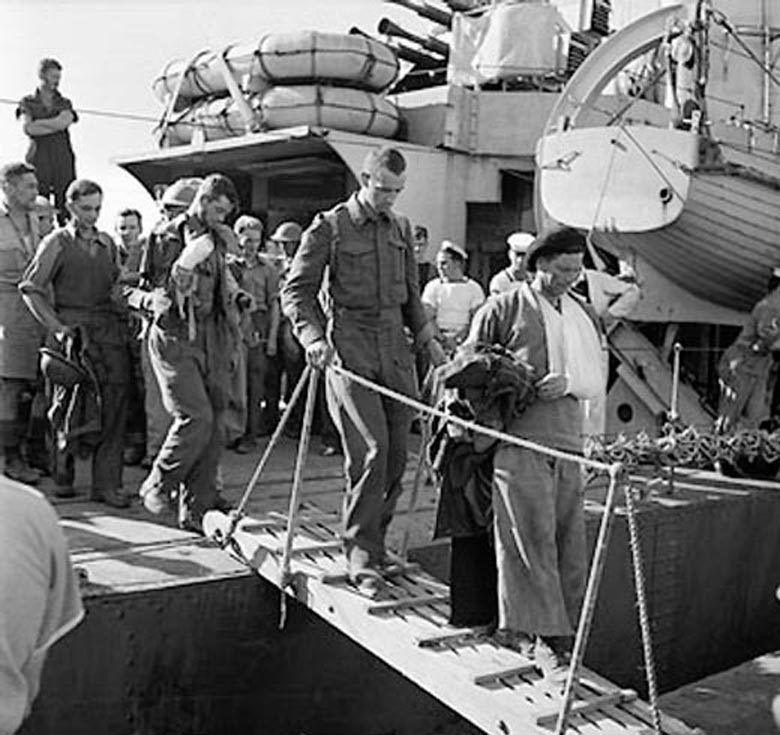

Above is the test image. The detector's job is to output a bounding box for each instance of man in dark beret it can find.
[461,225,607,687]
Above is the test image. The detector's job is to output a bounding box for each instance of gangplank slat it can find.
[473,663,537,686]
[417,628,493,649]
[368,593,451,616]
[535,690,638,727]
[203,507,698,735]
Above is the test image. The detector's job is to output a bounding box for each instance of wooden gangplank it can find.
[204,506,699,735]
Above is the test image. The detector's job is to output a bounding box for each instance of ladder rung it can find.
[319,562,421,586]
[535,690,638,726]
[268,510,339,525]
[417,628,492,649]
[368,593,450,615]
[271,540,343,557]
[473,663,536,686]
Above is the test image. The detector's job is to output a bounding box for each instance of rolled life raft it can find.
[155,31,401,146]
[164,85,401,145]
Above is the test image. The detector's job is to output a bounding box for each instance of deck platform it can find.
[22,435,780,734]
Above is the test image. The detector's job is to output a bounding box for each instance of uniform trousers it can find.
[493,446,586,637]
[326,366,412,566]
[144,324,222,522]
[141,334,171,459]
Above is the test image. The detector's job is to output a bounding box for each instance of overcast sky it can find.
[0,0,663,231]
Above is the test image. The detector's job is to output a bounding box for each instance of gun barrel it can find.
[384,0,453,30]
[377,17,449,57]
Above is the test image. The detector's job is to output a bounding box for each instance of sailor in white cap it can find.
[421,240,485,355]
[489,231,535,296]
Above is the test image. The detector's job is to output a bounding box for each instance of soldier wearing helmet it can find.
[127,174,250,532]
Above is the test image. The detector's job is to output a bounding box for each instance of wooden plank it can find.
[368,594,451,616]
[320,563,421,586]
[270,540,343,557]
[536,690,637,727]
[202,508,697,735]
[418,628,493,649]
[473,663,537,686]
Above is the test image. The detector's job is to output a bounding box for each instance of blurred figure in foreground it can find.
[0,478,84,735]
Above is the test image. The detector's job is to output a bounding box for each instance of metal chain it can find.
[624,485,663,735]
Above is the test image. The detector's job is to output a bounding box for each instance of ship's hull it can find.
[537,125,780,314]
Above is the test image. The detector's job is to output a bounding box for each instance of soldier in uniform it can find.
[129,174,248,532]
[0,162,43,484]
[20,178,131,507]
[282,146,444,595]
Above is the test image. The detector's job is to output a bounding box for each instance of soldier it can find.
[20,178,131,507]
[130,174,248,532]
[0,162,44,484]
[282,145,444,595]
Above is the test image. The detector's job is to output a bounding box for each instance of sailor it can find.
[20,178,132,508]
[421,240,485,356]
[130,174,249,532]
[0,162,44,484]
[281,145,445,595]
[462,226,605,686]
[717,267,780,434]
[489,231,535,296]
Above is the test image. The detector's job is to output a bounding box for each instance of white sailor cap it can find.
[506,232,535,253]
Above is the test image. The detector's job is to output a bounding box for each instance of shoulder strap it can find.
[321,204,348,271]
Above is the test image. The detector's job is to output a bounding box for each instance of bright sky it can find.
[0,0,663,234]
[0,0,437,233]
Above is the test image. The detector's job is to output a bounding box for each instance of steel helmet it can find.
[270,221,303,242]
[160,177,203,208]
[39,347,88,388]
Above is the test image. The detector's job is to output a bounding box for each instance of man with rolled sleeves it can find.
[0,162,43,484]
[129,174,248,532]
[282,145,445,595]
[20,178,131,507]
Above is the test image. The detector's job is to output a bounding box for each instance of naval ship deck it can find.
[20,434,780,735]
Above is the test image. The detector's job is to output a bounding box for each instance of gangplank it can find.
[204,503,700,735]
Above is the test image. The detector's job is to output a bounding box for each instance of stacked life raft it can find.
[153,31,403,146]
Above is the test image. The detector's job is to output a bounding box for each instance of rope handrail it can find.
[328,363,614,474]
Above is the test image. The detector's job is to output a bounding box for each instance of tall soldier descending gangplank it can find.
[282,145,445,596]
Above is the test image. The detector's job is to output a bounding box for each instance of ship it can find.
[535,0,780,322]
[24,3,772,735]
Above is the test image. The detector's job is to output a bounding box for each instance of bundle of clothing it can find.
[427,344,535,627]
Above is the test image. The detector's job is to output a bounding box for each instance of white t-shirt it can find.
[421,278,486,337]
[489,267,525,296]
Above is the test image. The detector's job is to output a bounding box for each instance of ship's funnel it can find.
[377,17,449,57]
[384,0,453,30]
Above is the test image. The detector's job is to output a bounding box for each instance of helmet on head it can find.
[270,221,303,242]
[160,177,203,208]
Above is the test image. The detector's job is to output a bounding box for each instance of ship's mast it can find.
[730,0,780,127]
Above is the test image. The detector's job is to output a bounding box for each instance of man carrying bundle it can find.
[281,145,445,596]
[463,226,606,686]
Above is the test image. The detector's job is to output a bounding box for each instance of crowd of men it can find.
[2,57,637,729]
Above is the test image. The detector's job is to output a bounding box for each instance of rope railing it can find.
[216,362,674,735]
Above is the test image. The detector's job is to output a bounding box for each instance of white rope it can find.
[328,364,613,473]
